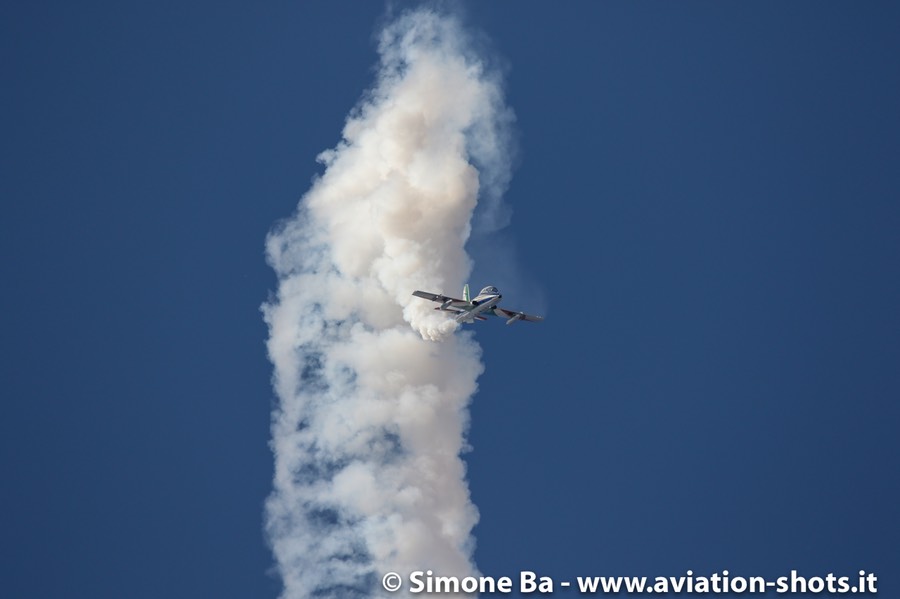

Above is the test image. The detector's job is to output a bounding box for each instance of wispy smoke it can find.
[262,8,513,597]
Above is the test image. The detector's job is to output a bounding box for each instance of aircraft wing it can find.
[494,306,544,324]
[412,290,471,310]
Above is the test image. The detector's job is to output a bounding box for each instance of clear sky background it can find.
[3,2,898,598]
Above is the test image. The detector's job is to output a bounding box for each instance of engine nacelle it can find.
[506,313,524,325]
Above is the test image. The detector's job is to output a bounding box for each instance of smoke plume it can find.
[262,8,513,597]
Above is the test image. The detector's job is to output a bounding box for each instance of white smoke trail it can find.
[262,8,513,598]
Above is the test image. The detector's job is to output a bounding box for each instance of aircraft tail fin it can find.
[463,284,470,303]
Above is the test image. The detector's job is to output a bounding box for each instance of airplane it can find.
[412,284,544,325]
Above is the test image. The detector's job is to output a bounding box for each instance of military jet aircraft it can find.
[412,284,544,325]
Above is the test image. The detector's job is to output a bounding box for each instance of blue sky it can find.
[3,2,898,598]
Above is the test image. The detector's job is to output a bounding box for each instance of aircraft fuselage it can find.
[455,292,501,323]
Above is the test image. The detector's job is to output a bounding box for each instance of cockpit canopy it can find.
[479,286,500,295]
